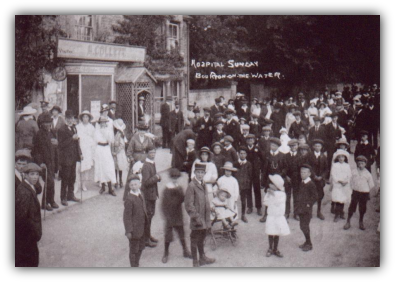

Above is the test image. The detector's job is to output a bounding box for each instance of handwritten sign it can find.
[57,38,146,63]
[91,100,101,121]
[191,59,284,80]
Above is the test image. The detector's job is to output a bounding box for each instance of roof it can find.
[115,67,157,84]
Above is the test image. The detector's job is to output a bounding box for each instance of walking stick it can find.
[44,167,48,221]
[80,163,83,204]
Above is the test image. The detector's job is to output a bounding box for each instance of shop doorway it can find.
[66,75,79,116]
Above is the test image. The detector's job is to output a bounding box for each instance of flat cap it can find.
[288,139,299,146]
[312,139,325,145]
[195,163,207,171]
[300,163,312,171]
[246,133,256,139]
[22,163,42,173]
[224,109,234,115]
[299,144,310,150]
[355,155,368,163]
[224,135,234,143]
[262,126,272,132]
[269,137,281,147]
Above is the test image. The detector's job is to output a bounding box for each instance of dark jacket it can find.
[289,120,308,139]
[170,110,184,134]
[15,174,42,195]
[15,181,42,243]
[171,129,196,169]
[57,124,81,166]
[295,179,317,215]
[261,151,287,187]
[160,103,171,128]
[161,185,184,227]
[210,104,225,118]
[32,128,56,168]
[212,153,226,177]
[257,136,271,156]
[246,145,261,178]
[185,178,211,230]
[195,117,213,149]
[249,121,261,138]
[212,130,226,144]
[354,142,376,168]
[183,150,197,175]
[123,192,148,239]
[325,122,342,150]
[234,160,253,190]
[222,146,238,164]
[308,125,326,146]
[271,111,284,138]
[141,161,160,201]
[224,119,241,148]
[285,152,302,187]
[311,153,329,188]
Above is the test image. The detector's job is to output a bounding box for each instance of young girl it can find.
[161,168,192,263]
[307,101,318,127]
[211,189,238,229]
[216,162,239,219]
[113,119,129,189]
[279,127,291,154]
[318,102,332,125]
[330,150,352,222]
[264,174,290,258]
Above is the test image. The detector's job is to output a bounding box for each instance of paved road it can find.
[38,148,380,267]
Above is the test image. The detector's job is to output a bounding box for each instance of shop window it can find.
[167,22,179,50]
[76,15,93,41]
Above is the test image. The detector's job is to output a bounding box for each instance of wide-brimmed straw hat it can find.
[221,162,238,172]
[19,106,37,116]
[333,149,349,162]
[269,174,285,191]
[218,188,231,199]
[79,110,93,121]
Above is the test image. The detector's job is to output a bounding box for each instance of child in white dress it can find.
[211,189,238,229]
[264,174,290,258]
[113,119,129,189]
[279,127,291,154]
[330,150,352,222]
[216,162,239,219]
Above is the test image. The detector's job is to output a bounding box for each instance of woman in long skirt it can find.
[94,116,116,196]
[74,110,95,192]
[113,119,129,189]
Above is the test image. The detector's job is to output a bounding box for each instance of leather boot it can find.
[99,183,105,194]
[199,254,215,266]
[108,182,116,196]
[181,239,192,258]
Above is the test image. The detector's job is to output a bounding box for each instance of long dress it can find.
[264,191,290,236]
[216,175,239,219]
[113,131,129,172]
[94,126,116,184]
[74,122,95,192]
[330,162,352,203]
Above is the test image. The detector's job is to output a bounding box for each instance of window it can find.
[76,15,93,41]
[167,22,179,50]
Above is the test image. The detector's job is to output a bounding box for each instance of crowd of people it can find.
[15,84,380,267]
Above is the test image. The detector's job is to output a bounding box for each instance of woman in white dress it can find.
[94,116,116,196]
[216,162,239,219]
[318,102,332,125]
[191,147,218,203]
[113,119,129,189]
[74,110,95,192]
[264,174,290,257]
[307,101,319,127]
[330,150,352,222]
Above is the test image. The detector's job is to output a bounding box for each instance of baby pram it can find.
[208,206,238,250]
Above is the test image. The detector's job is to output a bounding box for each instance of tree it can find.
[112,15,185,78]
[15,15,65,109]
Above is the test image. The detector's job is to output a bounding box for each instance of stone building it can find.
[43,15,190,135]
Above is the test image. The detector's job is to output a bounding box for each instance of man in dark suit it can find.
[108,100,120,120]
[224,109,241,150]
[141,146,161,248]
[15,163,43,267]
[245,136,263,216]
[123,174,148,267]
[295,164,318,252]
[310,139,329,220]
[366,98,380,149]
[289,111,308,139]
[160,98,172,148]
[195,107,213,150]
[284,139,301,220]
[37,100,50,129]
[308,117,326,147]
[32,113,58,211]
[57,110,82,206]
[325,113,342,168]
[49,105,64,177]
[210,98,224,118]
[169,101,184,148]
[260,137,288,223]
[271,104,284,138]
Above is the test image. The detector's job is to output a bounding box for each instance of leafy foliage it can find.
[113,15,185,79]
[15,15,65,109]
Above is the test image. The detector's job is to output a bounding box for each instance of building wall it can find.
[189,82,238,109]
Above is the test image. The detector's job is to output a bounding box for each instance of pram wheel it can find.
[209,232,217,251]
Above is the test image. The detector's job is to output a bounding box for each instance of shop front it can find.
[45,38,154,134]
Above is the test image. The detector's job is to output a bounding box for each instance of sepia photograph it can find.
[14,13,380,268]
